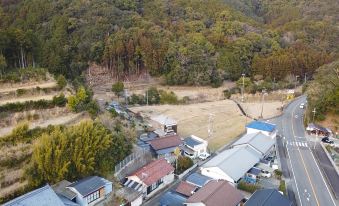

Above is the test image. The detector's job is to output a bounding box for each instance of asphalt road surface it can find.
[272,96,338,206]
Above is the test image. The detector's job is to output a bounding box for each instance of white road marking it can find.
[286,142,303,206]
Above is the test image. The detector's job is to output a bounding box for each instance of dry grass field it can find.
[130,100,248,151]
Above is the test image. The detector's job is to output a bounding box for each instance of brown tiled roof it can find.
[186,180,243,206]
[149,135,182,150]
[133,158,174,186]
[176,181,197,197]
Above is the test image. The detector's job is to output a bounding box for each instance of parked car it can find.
[198,152,211,160]
[260,170,271,178]
[299,103,305,109]
[321,137,334,144]
[265,156,274,162]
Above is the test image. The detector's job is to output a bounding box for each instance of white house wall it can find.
[131,195,143,206]
[185,203,206,206]
[200,167,235,183]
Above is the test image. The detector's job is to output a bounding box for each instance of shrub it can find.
[112,81,124,98]
[237,181,261,193]
[223,89,231,99]
[147,87,160,104]
[274,169,282,180]
[279,180,286,195]
[176,155,194,174]
[159,90,178,104]
[16,89,27,96]
[56,75,67,89]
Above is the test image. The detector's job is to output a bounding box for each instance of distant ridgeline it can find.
[0,0,337,86]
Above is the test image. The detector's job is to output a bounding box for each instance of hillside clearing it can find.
[130,100,248,151]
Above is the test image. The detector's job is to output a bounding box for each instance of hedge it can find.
[0,94,67,113]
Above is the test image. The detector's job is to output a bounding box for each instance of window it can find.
[86,190,100,204]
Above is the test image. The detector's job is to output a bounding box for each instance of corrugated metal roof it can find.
[149,135,182,151]
[159,191,187,206]
[247,167,261,175]
[203,146,261,182]
[68,176,107,197]
[186,173,212,187]
[4,185,65,206]
[233,132,275,155]
[151,115,177,126]
[245,189,293,206]
[175,181,197,197]
[52,180,77,200]
[246,121,276,132]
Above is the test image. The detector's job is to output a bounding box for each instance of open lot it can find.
[130,100,247,151]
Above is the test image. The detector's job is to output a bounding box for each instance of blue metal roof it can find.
[245,189,293,206]
[159,191,187,206]
[185,173,212,187]
[247,167,261,175]
[246,121,276,132]
[184,137,202,147]
[4,185,65,206]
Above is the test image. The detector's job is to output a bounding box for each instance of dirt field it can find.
[130,100,248,151]
[240,102,283,119]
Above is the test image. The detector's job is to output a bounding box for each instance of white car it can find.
[198,152,211,160]
[260,170,271,178]
[299,103,305,109]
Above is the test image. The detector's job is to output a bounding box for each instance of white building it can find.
[200,146,261,183]
[183,135,208,158]
[232,132,275,158]
[151,115,177,135]
[246,121,277,138]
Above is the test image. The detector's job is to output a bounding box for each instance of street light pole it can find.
[295,75,299,89]
[260,88,267,119]
[241,73,245,102]
[312,108,316,122]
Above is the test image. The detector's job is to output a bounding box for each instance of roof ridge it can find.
[261,189,275,206]
[203,181,227,203]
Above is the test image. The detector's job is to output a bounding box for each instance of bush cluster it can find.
[237,181,261,193]
[0,68,47,83]
[0,94,67,113]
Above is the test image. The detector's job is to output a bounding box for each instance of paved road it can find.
[273,96,338,206]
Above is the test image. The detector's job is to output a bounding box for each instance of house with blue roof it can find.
[159,191,187,206]
[246,121,277,137]
[185,172,212,188]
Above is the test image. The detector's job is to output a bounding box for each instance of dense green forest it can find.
[1,0,338,86]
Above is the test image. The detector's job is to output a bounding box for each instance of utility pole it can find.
[295,75,299,89]
[208,113,215,140]
[304,73,307,84]
[312,108,316,122]
[260,88,267,119]
[241,73,245,102]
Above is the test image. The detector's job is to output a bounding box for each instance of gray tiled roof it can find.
[52,180,77,200]
[233,132,275,155]
[203,146,261,182]
[4,185,65,206]
[68,176,106,197]
[245,189,293,206]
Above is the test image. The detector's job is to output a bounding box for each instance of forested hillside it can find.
[1,0,337,86]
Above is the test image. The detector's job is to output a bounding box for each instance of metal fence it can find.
[114,148,149,177]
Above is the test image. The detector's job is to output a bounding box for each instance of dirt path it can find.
[0,112,89,137]
[0,81,57,93]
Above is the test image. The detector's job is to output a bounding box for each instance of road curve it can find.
[273,96,338,206]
